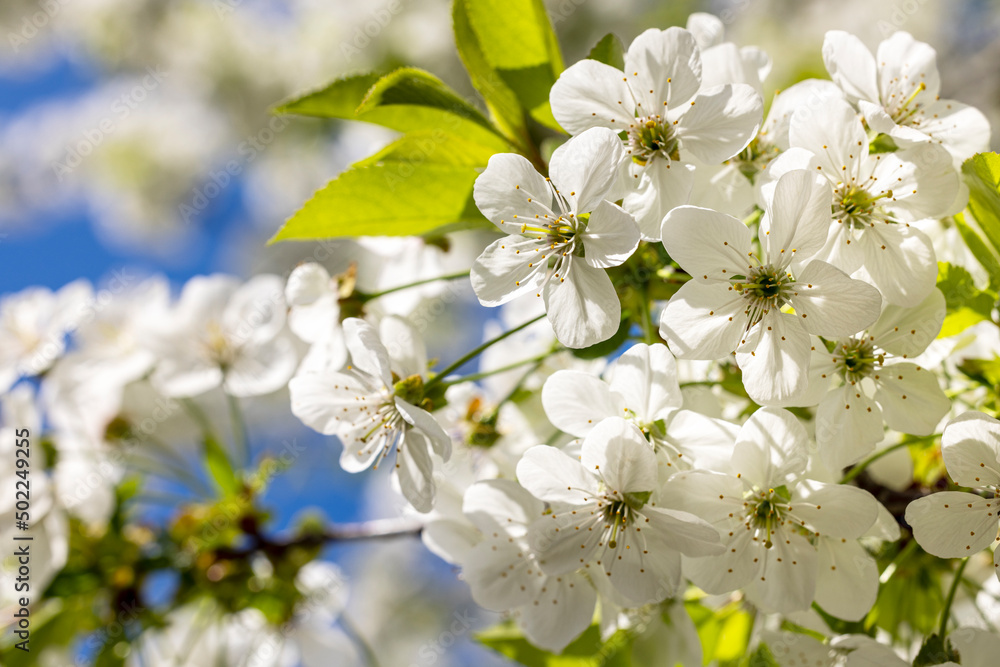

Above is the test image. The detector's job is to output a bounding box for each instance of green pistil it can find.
[834,338,881,382]
[629,117,680,165]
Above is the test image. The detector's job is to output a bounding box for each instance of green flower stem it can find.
[424,313,546,390]
[357,270,470,301]
[227,393,251,468]
[939,556,970,638]
[839,434,939,484]
[437,352,554,388]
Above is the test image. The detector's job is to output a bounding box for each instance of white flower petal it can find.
[473,153,554,232]
[682,526,757,595]
[644,506,725,558]
[395,398,451,460]
[343,317,393,386]
[395,429,436,512]
[914,99,991,164]
[623,159,695,240]
[470,235,547,307]
[941,412,1000,488]
[624,27,702,112]
[223,274,286,346]
[905,491,998,558]
[753,531,817,614]
[549,60,637,135]
[223,335,298,397]
[876,31,941,103]
[814,538,879,622]
[543,261,620,349]
[463,479,544,536]
[661,205,753,280]
[788,260,882,336]
[859,225,937,308]
[869,288,945,357]
[464,538,539,610]
[608,343,682,422]
[732,407,810,488]
[542,370,624,438]
[660,280,747,359]
[760,169,833,265]
[517,445,600,504]
[789,97,868,182]
[288,370,376,436]
[685,12,724,48]
[874,363,949,436]
[659,409,739,471]
[549,127,626,213]
[580,417,657,493]
[736,311,812,406]
[659,281,746,359]
[285,263,333,306]
[791,483,879,539]
[822,30,879,104]
[675,84,762,164]
[379,316,427,379]
[761,80,845,150]
[815,383,883,470]
[873,143,958,220]
[518,573,596,652]
[580,200,640,269]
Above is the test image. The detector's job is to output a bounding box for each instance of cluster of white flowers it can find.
[5,10,1000,666]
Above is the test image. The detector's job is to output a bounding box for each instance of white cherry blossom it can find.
[768,96,959,306]
[517,417,723,605]
[906,412,1000,577]
[0,280,92,393]
[471,127,640,348]
[285,262,347,373]
[823,30,990,164]
[289,316,450,512]
[808,288,950,470]
[459,479,596,652]
[151,274,298,397]
[659,169,883,404]
[549,26,762,237]
[660,408,881,615]
[541,342,737,473]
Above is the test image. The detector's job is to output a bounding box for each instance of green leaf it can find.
[935,262,996,337]
[685,600,753,665]
[271,163,488,242]
[453,0,565,136]
[352,130,498,168]
[587,33,625,70]
[745,644,780,667]
[477,622,633,666]
[276,68,513,153]
[202,433,239,496]
[274,72,381,118]
[954,212,1000,289]
[356,67,494,129]
[963,152,1000,258]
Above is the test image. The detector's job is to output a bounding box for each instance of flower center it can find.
[734,265,791,329]
[887,81,927,126]
[834,185,893,229]
[745,487,791,549]
[600,491,650,549]
[730,138,781,184]
[833,338,881,383]
[627,116,679,165]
